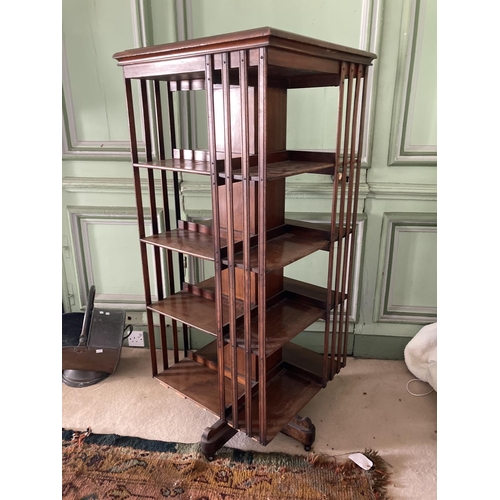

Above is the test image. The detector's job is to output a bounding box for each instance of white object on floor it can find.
[404,322,437,392]
[349,453,374,470]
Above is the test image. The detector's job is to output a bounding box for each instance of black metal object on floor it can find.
[62,286,126,388]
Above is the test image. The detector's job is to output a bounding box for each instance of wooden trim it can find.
[113,26,376,65]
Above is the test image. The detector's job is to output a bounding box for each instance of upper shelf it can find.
[134,149,336,180]
[112,27,376,86]
[141,219,340,272]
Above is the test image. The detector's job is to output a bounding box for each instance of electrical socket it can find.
[128,330,145,347]
[125,312,145,326]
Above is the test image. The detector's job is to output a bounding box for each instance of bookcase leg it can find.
[280,415,316,451]
[200,419,237,461]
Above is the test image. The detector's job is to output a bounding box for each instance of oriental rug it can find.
[62,428,392,499]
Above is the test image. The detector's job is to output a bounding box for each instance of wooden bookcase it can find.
[113,27,376,459]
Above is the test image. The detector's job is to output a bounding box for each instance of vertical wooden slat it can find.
[257,47,268,444]
[205,54,226,421]
[125,77,157,376]
[335,63,355,374]
[153,80,170,370]
[164,82,193,369]
[338,64,361,369]
[222,51,239,429]
[141,80,165,365]
[166,84,181,363]
[343,65,369,367]
[325,62,347,382]
[239,49,253,437]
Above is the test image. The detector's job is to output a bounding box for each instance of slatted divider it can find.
[165,83,183,363]
[325,62,348,381]
[140,80,170,369]
[257,47,268,444]
[221,51,240,429]
[153,80,173,370]
[333,63,354,375]
[239,49,253,438]
[338,64,361,368]
[124,77,157,376]
[205,53,226,421]
[343,64,369,367]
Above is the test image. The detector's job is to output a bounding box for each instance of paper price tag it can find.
[348,453,373,470]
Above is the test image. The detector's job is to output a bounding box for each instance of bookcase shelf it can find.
[114,26,375,458]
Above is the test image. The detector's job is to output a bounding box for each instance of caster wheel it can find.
[304,446,311,452]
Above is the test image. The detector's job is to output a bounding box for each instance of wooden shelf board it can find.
[155,358,242,416]
[227,159,335,181]
[283,276,347,311]
[188,341,218,371]
[235,296,325,357]
[141,223,345,272]
[231,367,322,444]
[156,358,320,445]
[282,342,327,385]
[134,158,211,175]
[229,224,330,273]
[148,290,244,336]
[134,151,336,181]
[141,229,218,260]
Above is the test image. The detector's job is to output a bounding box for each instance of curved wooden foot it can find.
[200,419,237,460]
[280,415,316,451]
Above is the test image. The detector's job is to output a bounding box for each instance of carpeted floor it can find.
[62,347,437,499]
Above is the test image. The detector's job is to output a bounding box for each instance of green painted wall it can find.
[62,0,437,360]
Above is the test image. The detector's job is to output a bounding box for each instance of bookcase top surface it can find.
[112,26,377,66]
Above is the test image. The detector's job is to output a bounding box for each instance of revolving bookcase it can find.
[113,27,376,459]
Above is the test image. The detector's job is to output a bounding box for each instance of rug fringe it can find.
[307,448,392,500]
[70,427,92,447]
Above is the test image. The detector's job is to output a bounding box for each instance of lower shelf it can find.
[155,352,322,445]
[155,358,243,415]
[232,367,322,445]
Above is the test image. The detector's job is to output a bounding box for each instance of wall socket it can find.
[128,330,145,347]
[125,312,146,326]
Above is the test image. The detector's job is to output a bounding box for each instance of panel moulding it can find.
[375,212,437,324]
[67,206,165,309]
[62,176,176,195]
[387,0,437,166]
[62,0,163,159]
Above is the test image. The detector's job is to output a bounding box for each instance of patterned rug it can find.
[62,429,392,499]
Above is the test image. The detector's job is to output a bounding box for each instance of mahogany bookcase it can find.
[113,27,376,459]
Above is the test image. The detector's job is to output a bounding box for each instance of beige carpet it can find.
[62,347,437,499]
